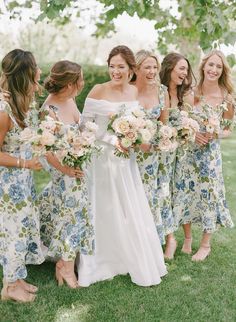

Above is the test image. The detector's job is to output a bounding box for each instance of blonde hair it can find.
[197,50,234,97]
[132,50,160,83]
[0,49,39,128]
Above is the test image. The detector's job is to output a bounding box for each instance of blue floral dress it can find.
[137,85,177,244]
[0,100,44,282]
[172,99,234,232]
[39,106,94,261]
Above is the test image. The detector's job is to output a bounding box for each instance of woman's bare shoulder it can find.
[87,83,110,99]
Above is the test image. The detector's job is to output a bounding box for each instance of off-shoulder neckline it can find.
[86,97,139,104]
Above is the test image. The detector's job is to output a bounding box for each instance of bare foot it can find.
[19,280,38,293]
[192,245,211,262]
[181,237,192,254]
[164,238,177,260]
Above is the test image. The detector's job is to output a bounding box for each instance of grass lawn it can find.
[1,132,236,322]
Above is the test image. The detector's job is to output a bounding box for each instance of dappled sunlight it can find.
[55,303,91,322]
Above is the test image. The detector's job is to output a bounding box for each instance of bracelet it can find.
[16,158,20,168]
[23,159,26,169]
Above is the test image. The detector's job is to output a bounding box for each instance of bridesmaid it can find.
[160,52,196,256]
[132,50,178,259]
[172,50,234,261]
[0,49,44,302]
[39,60,94,288]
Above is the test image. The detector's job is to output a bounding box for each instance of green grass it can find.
[1,132,236,322]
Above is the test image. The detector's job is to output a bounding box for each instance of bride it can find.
[77,45,167,287]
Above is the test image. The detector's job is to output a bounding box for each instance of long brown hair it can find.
[197,50,234,98]
[160,52,195,108]
[44,60,82,94]
[0,49,39,128]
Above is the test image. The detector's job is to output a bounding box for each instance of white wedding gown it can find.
[77,98,167,287]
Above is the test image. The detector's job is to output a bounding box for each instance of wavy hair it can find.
[44,60,82,94]
[0,49,39,128]
[197,50,234,98]
[160,52,195,108]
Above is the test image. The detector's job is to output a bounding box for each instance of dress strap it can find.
[0,99,19,127]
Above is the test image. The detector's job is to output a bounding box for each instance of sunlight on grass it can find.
[55,303,91,322]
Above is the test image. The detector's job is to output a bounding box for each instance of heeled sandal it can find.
[1,282,36,302]
[192,245,211,262]
[181,237,192,254]
[55,262,79,289]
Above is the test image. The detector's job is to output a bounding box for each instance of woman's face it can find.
[136,56,158,85]
[203,54,223,82]
[32,66,41,92]
[170,59,188,86]
[108,54,130,85]
[70,71,84,97]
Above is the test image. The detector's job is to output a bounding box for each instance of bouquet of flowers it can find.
[107,104,157,158]
[57,121,101,174]
[169,109,200,148]
[153,122,178,152]
[20,114,67,156]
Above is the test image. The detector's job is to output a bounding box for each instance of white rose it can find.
[112,118,130,134]
[159,125,174,139]
[85,121,99,133]
[40,130,56,146]
[158,139,173,151]
[139,128,152,143]
[121,137,132,148]
[20,128,36,142]
[132,106,146,118]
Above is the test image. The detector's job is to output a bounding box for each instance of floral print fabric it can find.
[137,85,177,244]
[172,100,234,232]
[38,106,94,261]
[0,100,44,282]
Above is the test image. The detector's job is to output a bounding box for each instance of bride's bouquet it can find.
[57,121,101,178]
[107,104,157,158]
[20,114,67,156]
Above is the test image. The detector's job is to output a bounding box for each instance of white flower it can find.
[85,121,99,133]
[20,128,36,142]
[131,106,146,118]
[40,130,56,146]
[39,116,58,133]
[159,125,174,139]
[121,137,132,148]
[125,130,138,143]
[158,139,173,151]
[112,118,130,134]
[139,128,152,143]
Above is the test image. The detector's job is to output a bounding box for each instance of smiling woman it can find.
[77,45,167,287]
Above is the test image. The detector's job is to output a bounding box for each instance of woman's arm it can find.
[0,111,41,169]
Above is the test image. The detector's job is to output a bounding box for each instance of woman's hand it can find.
[26,158,43,170]
[116,140,129,154]
[139,143,151,152]
[61,165,84,178]
[195,132,209,146]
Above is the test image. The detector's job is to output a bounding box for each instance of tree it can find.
[2,0,236,65]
